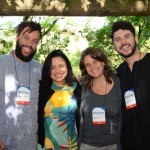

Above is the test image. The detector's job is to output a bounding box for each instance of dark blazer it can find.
[38,80,81,148]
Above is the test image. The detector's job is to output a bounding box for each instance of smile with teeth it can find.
[92,69,98,73]
[121,45,130,51]
[23,46,32,53]
[55,74,63,77]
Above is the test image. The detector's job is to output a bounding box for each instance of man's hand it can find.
[0,140,5,150]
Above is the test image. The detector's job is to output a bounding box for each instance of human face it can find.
[50,57,68,86]
[15,27,40,62]
[113,29,137,58]
[83,55,105,78]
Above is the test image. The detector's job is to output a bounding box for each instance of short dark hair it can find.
[111,21,135,41]
[41,49,76,86]
[80,47,114,90]
[16,21,42,39]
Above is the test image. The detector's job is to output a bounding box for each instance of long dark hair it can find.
[41,49,76,86]
[80,47,114,90]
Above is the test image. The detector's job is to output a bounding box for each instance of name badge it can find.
[92,107,106,125]
[124,89,137,109]
[16,86,30,105]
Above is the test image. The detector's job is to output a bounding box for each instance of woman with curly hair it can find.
[78,47,122,150]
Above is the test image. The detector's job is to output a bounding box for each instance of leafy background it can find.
[0,16,150,76]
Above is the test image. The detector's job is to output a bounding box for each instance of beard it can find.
[119,39,137,58]
[15,41,36,62]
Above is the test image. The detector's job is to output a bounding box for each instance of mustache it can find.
[120,44,130,50]
[22,45,34,52]
[15,42,37,62]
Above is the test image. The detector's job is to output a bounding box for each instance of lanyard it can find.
[13,54,30,87]
[102,81,107,107]
[91,81,107,125]
[91,81,107,107]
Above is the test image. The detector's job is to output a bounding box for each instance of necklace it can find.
[92,80,107,95]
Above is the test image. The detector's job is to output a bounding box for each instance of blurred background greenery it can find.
[0,16,150,76]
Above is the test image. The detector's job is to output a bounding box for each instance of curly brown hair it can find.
[79,47,114,91]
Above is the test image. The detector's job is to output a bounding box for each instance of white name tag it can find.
[92,107,106,125]
[16,86,30,105]
[124,89,137,109]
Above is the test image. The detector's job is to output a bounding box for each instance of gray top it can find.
[0,50,42,150]
[78,76,122,149]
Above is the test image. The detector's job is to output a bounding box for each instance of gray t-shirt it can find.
[0,51,42,150]
[79,76,121,147]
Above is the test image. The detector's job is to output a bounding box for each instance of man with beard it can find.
[111,21,150,150]
[0,21,42,150]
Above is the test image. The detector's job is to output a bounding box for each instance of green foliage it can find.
[0,16,150,75]
[65,50,82,76]
[85,16,150,71]
[0,20,16,54]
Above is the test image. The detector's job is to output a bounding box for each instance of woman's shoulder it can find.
[112,75,120,85]
[79,77,86,86]
[73,81,81,98]
[39,80,53,94]
[73,80,81,91]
